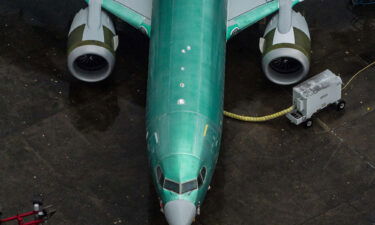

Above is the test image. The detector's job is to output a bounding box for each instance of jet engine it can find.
[67,1,118,82]
[260,8,311,85]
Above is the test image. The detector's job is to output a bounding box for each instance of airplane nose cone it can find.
[164,200,196,225]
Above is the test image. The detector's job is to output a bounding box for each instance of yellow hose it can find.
[223,106,294,122]
[342,60,375,91]
[224,61,375,122]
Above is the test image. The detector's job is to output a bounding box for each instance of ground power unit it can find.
[286,70,346,127]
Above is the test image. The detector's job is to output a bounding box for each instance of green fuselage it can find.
[146,0,227,207]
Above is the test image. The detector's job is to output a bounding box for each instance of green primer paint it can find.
[85,0,151,35]
[146,0,227,205]
[227,0,303,40]
[81,0,308,212]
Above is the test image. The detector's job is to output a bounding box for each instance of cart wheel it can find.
[336,100,346,111]
[305,119,313,128]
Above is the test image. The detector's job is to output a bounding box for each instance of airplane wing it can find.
[85,0,153,35]
[227,0,302,40]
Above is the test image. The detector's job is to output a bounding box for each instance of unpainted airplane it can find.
[67,0,311,224]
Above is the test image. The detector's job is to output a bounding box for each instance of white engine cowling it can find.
[260,10,311,85]
[67,2,118,82]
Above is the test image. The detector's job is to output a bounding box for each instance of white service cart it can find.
[286,70,346,127]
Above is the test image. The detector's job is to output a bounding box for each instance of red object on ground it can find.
[0,210,46,225]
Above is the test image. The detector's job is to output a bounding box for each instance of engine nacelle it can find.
[260,10,311,85]
[67,3,118,82]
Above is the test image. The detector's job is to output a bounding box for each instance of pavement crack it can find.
[298,203,351,225]
[316,118,331,133]
[23,144,62,177]
[322,143,343,171]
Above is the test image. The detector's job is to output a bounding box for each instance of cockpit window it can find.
[181,180,198,193]
[164,179,180,193]
[159,167,207,194]
[201,167,206,179]
[156,167,162,179]
[198,167,207,187]
[156,166,164,186]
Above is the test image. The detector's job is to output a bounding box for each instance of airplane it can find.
[66,0,311,224]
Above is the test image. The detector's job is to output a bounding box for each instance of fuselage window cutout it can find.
[156,166,164,187]
[198,167,207,187]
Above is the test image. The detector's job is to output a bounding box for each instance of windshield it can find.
[198,167,206,187]
[164,179,180,193]
[158,167,206,194]
[181,180,198,193]
[157,167,165,186]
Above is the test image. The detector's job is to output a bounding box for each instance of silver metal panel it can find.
[277,0,292,34]
[114,0,153,19]
[227,0,271,21]
[292,70,342,119]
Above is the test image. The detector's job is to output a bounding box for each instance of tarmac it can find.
[0,1,374,225]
